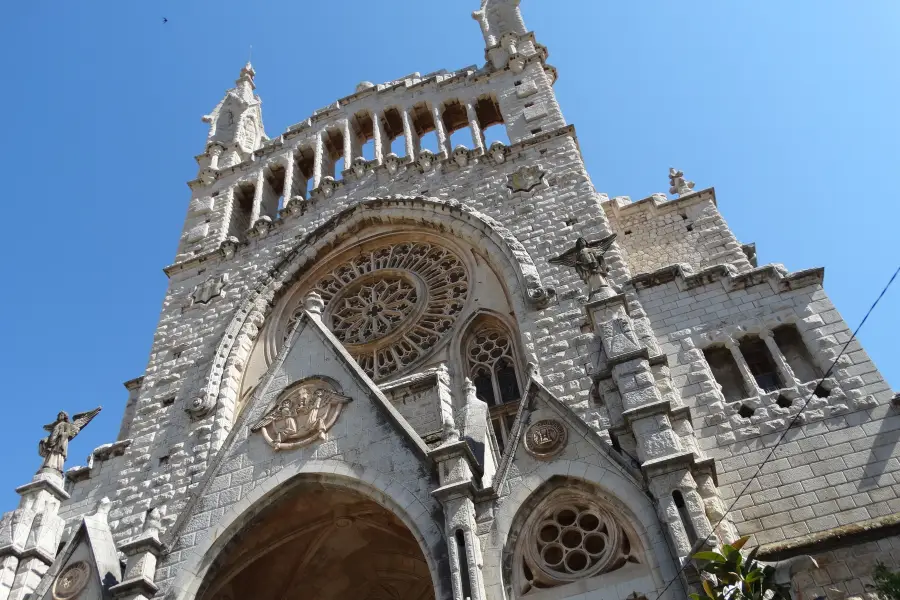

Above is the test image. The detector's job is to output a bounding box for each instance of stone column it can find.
[0,557,17,600]
[465,101,485,153]
[249,169,265,226]
[431,103,450,156]
[760,330,795,388]
[401,108,418,159]
[725,339,760,396]
[342,119,353,171]
[312,131,325,189]
[282,150,295,206]
[109,509,164,600]
[6,559,48,600]
[372,111,386,165]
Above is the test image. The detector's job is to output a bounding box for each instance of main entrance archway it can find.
[196,481,436,600]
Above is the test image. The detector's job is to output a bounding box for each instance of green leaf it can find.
[703,579,716,599]
[694,551,727,563]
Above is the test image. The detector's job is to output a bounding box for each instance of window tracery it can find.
[516,490,642,595]
[464,321,522,453]
[298,241,469,381]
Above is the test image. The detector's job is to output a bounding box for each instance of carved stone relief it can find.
[53,561,90,600]
[523,419,567,459]
[190,273,229,306]
[251,378,351,450]
[507,165,545,194]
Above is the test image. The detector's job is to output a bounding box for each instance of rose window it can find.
[306,241,469,380]
[518,492,641,594]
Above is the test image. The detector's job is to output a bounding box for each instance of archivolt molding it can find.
[167,463,448,600]
[196,196,554,438]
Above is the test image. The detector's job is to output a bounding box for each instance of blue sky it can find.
[0,1,896,508]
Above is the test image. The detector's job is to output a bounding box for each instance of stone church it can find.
[1,1,896,599]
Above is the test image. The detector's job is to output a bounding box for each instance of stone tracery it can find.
[301,241,469,380]
[515,490,642,595]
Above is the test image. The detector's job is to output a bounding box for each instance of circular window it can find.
[295,240,469,380]
[517,491,641,593]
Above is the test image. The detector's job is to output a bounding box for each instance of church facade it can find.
[1,2,897,599]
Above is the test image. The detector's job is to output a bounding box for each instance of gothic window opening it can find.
[353,110,377,161]
[739,336,783,392]
[773,324,822,384]
[702,346,748,402]
[229,182,255,239]
[465,320,522,454]
[382,107,407,158]
[411,102,440,154]
[442,100,475,150]
[295,147,315,200]
[323,128,345,180]
[476,94,508,146]
[264,164,286,215]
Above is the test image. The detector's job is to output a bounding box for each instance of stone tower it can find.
[1,2,896,599]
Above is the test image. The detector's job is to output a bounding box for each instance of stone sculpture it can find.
[548,234,617,300]
[37,407,101,474]
[251,380,351,450]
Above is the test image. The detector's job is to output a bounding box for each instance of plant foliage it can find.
[689,537,790,600]
[873,562,900,600]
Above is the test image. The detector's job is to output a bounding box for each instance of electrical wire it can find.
[655,264,900,598]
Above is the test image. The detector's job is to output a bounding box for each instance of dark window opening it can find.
[473,368,496,407]
[323,128,345,180]
[703,346,748,401]
[738,403,755,419]
[162,396,175,407]
[814,384,832,398]
[264,164,286,215]
[777,395,793,408]
[497,357,521,404]
[456,530,473,600]
[229,183,255,238]
[609,432,622,453]
[158,455,169,467]
[673,490,697,545]
[530,127,542,134]
[739,336,783,392]
[773,325,822,384]
[382,108,407,158]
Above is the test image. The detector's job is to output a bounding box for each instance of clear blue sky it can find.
[0,2,897,509]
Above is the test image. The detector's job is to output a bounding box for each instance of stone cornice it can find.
[15,476,69,502]
[627,263,825,294]
[757,512,900,561]
[602,187,717,220]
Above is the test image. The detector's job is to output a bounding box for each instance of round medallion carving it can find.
[302,241,469,380]
[524,419,567,459]
[54,561,90,600]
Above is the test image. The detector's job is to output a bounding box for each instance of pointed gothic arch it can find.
[197,196,554,440]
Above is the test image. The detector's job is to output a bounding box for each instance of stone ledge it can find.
[602,187,717,219]
[757,512,900,561]
[628,262,825,294]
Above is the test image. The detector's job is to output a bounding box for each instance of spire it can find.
[235,61,256,102]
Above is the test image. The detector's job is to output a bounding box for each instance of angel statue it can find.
[38,408,102,474]
[251,382,351,450]
[548,234,618,300]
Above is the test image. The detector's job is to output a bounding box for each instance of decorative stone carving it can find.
[307,240,469,380]
[668,167,695,197]
[527,286,556,308]
[38,408,101,475]
[280,195,307,218]
[250,216,273,238]
[384,152,402,175]
[452,145,470,167]
[351,156,368,178]
[185,391,214,419]
[191,273,229,306]
[251,379,351,450]
[219,236,240,259]
[488,141,507,164]
[600,316,641,358]
[319,176,337,198]
[53,560,90,600]
[516,491,642,594]
[507,165,545,194]
[548,234,617,300]
[417,149,435,172]
[523,419,567,459]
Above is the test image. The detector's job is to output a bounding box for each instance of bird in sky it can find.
[162,17,168,24]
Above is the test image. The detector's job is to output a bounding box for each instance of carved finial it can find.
[144,507,162,535]
[668,167,695,197]
[355,81,375,93]
[464,378,479,404]
[93,497,112,518]
[304,292,324,317]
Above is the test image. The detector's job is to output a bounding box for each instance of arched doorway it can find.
[196,481,436,600]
